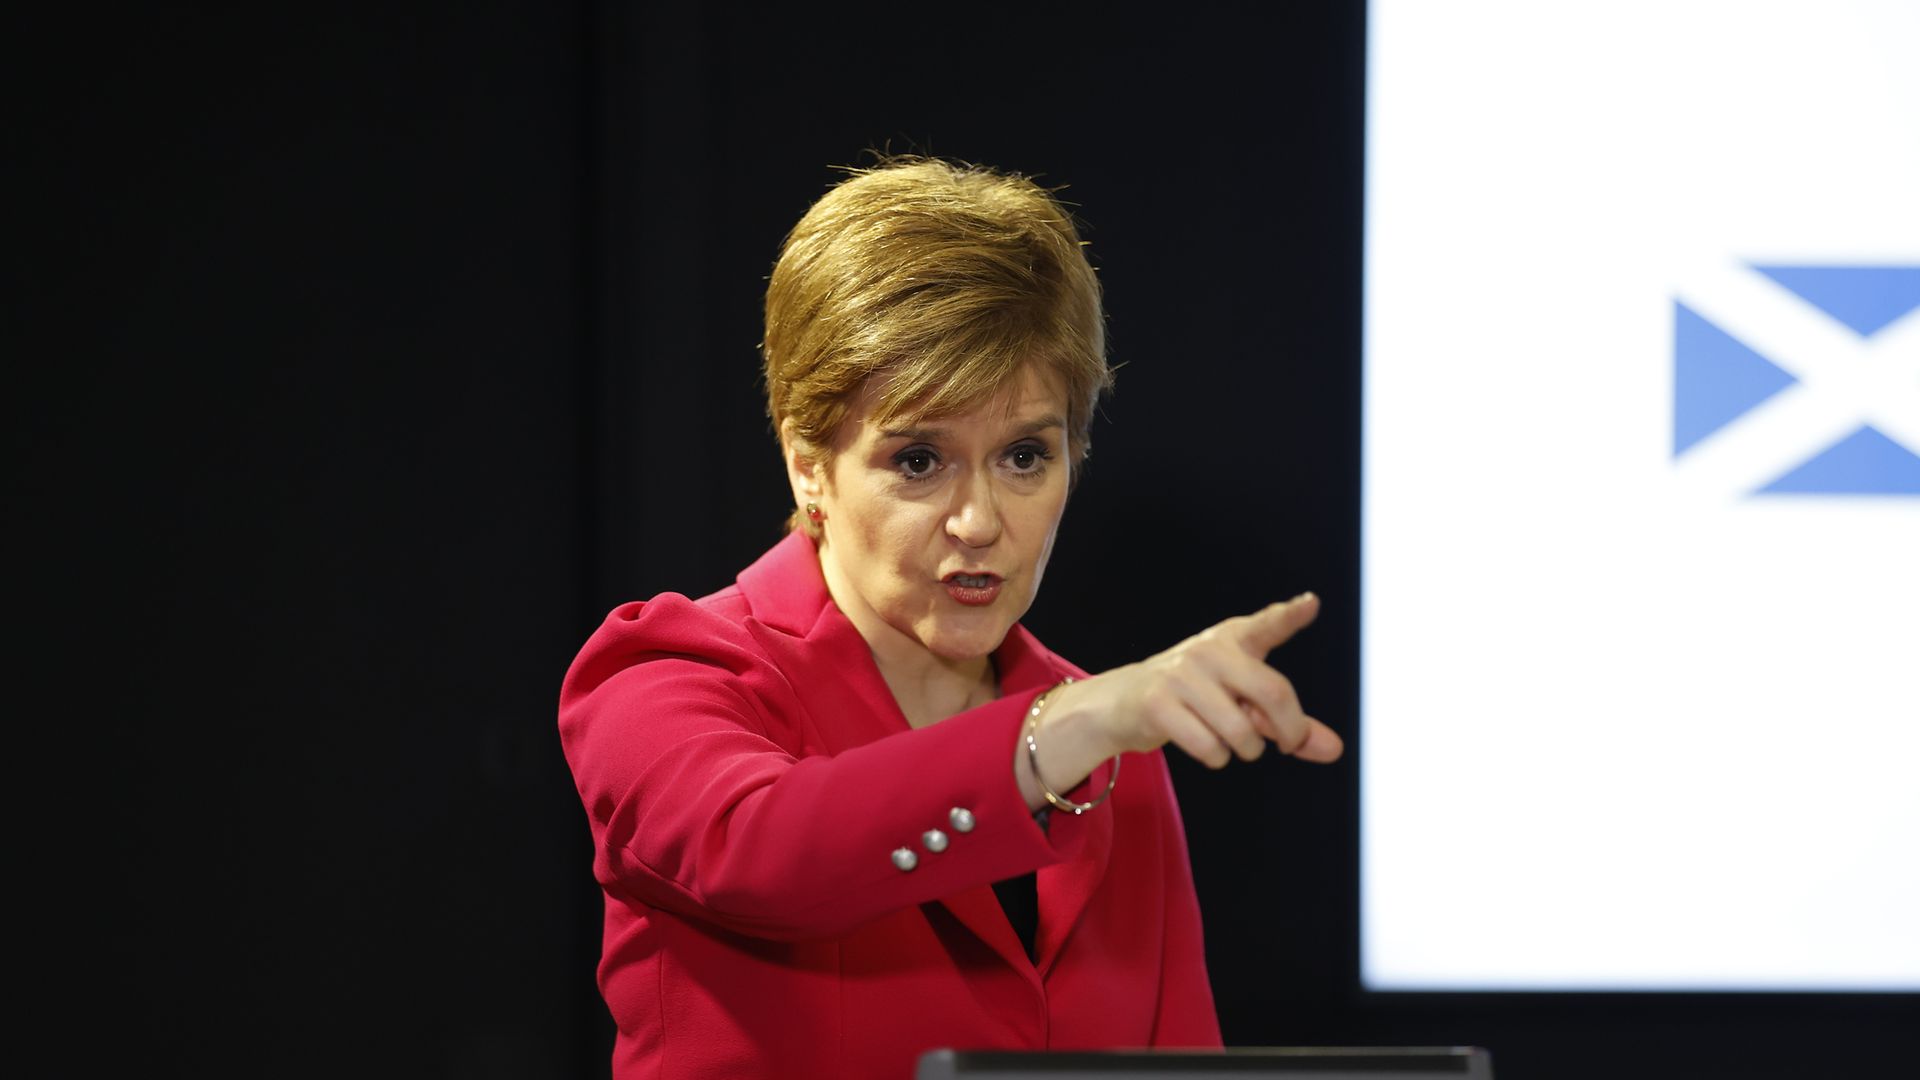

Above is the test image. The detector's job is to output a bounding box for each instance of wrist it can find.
[1015,679,1121,814]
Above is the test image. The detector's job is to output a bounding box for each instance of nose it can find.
[945,468,1002,548]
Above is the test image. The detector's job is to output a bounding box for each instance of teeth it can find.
[952,574,993,587]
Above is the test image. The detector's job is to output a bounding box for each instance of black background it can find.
[19,3,1909,1076]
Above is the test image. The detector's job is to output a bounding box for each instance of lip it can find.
[941,570,1004,607]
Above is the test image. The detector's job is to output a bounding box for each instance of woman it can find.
[559,158,1342,1080]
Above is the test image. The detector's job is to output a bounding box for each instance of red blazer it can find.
[559,530,1222,1080]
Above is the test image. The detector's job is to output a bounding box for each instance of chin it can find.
[922,621,1013,663]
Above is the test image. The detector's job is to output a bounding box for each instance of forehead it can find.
[848,366,1067,440]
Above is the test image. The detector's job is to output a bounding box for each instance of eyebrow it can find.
[880,413,1067,442]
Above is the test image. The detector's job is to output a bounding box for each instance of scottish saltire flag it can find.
[1365,0,1920,993]
[1674,265,1920,493]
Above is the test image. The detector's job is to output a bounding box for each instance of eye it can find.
[1005,441,1054,474]
[894,447,940,480]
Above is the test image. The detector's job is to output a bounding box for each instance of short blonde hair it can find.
[763,157,1111,535]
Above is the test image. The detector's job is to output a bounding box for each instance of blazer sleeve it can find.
[558,595,1099,943]
[1147,756,1224,1047]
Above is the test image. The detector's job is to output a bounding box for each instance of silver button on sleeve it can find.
[921,829,949,853]
[948,807,975,833]
[890,847,919,872]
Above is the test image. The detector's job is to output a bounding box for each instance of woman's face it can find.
[793,366,1072,667]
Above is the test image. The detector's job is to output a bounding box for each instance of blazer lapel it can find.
[1033,761,1115,978]
[992,625,1117,980]
[734,533,1112,982]
[736,531,907,757]
[931,886,1044,986]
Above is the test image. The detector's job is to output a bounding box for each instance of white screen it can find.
[1362,0,1920,991]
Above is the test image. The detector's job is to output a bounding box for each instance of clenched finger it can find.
[1175,675,1268,762]
[1202,647,1301,742]
[1151,692,1238,769]
[1290,715,1344,763]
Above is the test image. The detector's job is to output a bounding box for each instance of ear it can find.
[780,418,825,508]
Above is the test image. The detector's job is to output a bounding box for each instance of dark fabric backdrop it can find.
[18,3,1908,1076]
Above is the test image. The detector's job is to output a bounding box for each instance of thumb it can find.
[1236,592,1320,656]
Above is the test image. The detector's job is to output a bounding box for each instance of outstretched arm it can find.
[1019,592,1342,810]
[564,648,1095,942]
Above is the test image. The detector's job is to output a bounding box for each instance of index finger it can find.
[1233,592,1320,657]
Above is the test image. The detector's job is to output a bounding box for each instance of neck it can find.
[817,541,997,728]
[875,650,997,729]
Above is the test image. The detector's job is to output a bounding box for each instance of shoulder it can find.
[557,533,841,742]
[560,585,761,706]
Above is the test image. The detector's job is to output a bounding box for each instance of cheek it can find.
[1037,516,1062,565]
[844,487,936,565]
[1021,490,1070,567]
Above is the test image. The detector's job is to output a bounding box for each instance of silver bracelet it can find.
[1023,677,1119,815]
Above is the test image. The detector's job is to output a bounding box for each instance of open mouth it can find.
[942,571,1003,606]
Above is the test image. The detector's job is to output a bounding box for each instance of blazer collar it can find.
[733,530,1114,981]
[735,528,832,637]
[735,529,1061,697]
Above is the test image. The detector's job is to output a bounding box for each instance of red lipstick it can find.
[943,572,1002,606]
